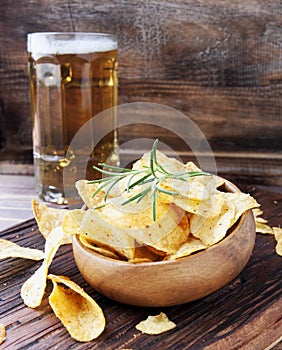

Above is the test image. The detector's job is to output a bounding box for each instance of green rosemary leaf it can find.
[127,173,152,191]
[155,185,179,196]
[97,163,132,172]
[150,139,159,178]
[151,184,158,221]
[93,165,129,177]
[121,187,151,206]
[94,204,106,210]
[136,187,151,203]
[89,138,209,221]
[103,177,124,202]
[88,177,114,184]
[91,181,111,198]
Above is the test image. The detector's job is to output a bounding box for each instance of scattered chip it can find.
[0,323,5,345]
[272,226,282,241]
[32,199,71,244]
[0,239,44,261]
[135,312,176,335]
[272,227,282,256]
[48,274,105,342]
[275,240,282,256]
[21,226,65,308]
[252,209,282,257]
[255,222,274,235]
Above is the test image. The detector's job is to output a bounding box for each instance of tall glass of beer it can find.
[27,32,118,204]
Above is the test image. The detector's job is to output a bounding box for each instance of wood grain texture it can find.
[0,0,282,184]
[0,184,281,349]
[0,175,36,231]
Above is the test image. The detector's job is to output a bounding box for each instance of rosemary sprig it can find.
[88,139,209,221]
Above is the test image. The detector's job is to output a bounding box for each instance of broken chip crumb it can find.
[135,312,176,335]
[0,323,6,345]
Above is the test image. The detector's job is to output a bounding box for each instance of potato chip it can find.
[190,201,235,246]
[0,239,44,261]
[160,192,225,218]
[133,151,184,174]
[252,208,264,217]
[128,258,154,264]
[273,226,282,241]
[61,209,85,236]
[133,151,224,213]
[75,180,106,209]
[48,274,105,342]
[135,312,176,335]
[272,227,282,257]
[275,240,282,256]
[255,222,274,234]
[0,323,5,345]
[21,226,65,308]
[97,201,188,254]
[166,236,207,260]
[252,208,275,234]
[32,199,72,244]
[134,245,162,262]
[79,235,120,260]
[190,191,259,246]
[80,209,136,260]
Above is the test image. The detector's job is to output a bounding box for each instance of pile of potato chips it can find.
[69,151,261,261]
[0,150,281,344]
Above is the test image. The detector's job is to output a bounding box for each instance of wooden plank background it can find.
[0,0,282,184]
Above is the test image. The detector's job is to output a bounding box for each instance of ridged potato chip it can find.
[48,274,105,342]
[61,209,85,236]
[32,199,72,244]
[166,236,207,260]
[135,312,176,335]
[21,226,65,308]
[190,191,259,246]
[0,239,44,261]
[80,209,136,260]
[79,235,120,260]
[98,202,188,254]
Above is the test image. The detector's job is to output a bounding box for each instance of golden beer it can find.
[27,33,118,204]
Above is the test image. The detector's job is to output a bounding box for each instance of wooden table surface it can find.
[0,174,281,349]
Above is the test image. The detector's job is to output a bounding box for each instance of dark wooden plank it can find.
[0,185,281,349]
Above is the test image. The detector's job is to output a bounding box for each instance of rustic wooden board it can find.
[0,185,281,349]
[0,1,282,184]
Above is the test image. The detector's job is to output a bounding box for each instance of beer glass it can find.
[27,32,118,204]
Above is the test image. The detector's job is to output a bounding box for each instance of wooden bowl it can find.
[72,180,256,307]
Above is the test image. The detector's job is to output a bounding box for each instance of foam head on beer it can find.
[27,32,117,59]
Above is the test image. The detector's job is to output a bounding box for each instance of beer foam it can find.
[27,33,117,56]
